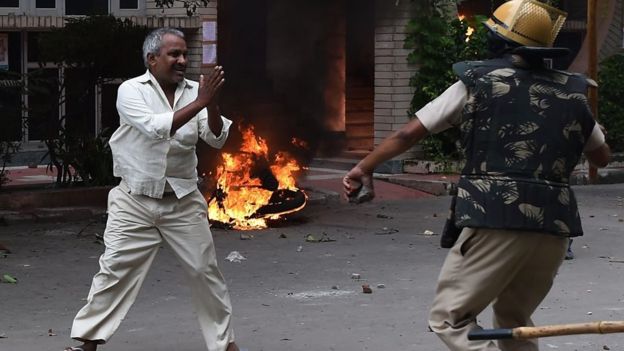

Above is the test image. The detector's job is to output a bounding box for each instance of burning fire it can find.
[208,125,307,230]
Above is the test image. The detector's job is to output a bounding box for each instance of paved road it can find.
[1,184,623,351]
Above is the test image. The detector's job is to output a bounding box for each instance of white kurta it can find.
[70,70,235,351]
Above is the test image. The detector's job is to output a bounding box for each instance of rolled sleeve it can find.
[116,82,173,139]
[415,81,467,134]
[199,112,233,149]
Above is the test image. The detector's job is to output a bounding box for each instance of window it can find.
[119,0,138,10]
[36,0,55,9]
[0,0,19,8]
[65,0,107,15]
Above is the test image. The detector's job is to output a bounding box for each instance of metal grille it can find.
[508,0,567,47]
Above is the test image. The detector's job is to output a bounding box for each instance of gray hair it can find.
[142,28,185,67]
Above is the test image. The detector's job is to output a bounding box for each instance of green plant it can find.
[43,128,116,186]
[598,53,624,152]
[0,141,20,189]
[154,0,209,16]
[404,4,488,160]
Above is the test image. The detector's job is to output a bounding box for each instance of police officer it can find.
[343,1,611,350]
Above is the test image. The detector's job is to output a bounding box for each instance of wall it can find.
[374,0,419,172]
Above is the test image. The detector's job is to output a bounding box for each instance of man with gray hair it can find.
[64,28,241,351]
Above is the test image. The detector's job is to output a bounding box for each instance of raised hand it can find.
[197,65,225,108]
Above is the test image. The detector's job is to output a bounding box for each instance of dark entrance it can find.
[218,0,375,158]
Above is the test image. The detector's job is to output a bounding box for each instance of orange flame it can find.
[208,125,306,230]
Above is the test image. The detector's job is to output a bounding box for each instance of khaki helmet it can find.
[485,0,567,47]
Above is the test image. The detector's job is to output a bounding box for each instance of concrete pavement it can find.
[1,183,623,351]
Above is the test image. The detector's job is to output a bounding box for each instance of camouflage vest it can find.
[452,57,595,237]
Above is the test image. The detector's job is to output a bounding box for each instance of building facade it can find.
[1,0,620,170]
[0,0,215,165]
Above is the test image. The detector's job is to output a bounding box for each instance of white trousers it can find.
[429,228,567,351]
[70,183,235,351]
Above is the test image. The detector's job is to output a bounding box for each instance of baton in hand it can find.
[468,321,624,340]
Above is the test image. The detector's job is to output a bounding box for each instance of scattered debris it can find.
[375,227,399,235]
[600,227,608,231]
[279,233,287,238]
[351,273,361,280]
[305,233,336,243]
[603,345,611,350]
[608,257,624,263]
[225,251,246,263]
[422,230,435,236]
[240,233,254,240]
[319,233,335,242]
[377,284,385,289]
[362,284,372,294]
[296,245,303,252]
[48,329,56,336]
[587,311,593,315]
[2,274,17,284]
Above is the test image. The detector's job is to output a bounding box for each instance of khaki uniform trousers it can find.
[70,182,235,351]
[429,227,567,351]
